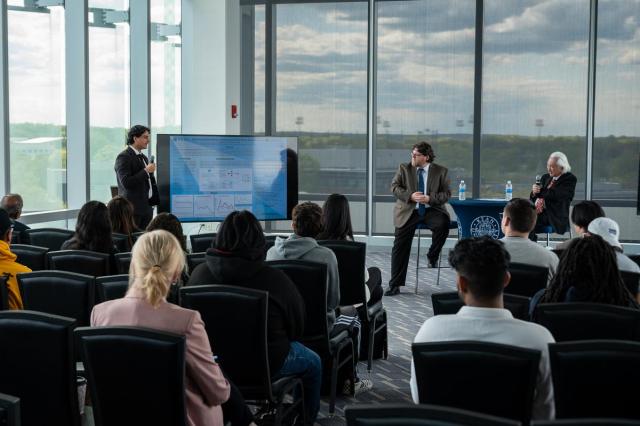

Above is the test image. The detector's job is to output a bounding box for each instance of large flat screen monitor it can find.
[157,134,298,222]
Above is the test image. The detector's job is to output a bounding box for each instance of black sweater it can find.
[187,250,306,373]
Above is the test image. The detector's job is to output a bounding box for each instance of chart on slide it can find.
[199,168,252,192]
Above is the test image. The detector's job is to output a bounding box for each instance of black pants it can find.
[529,211,551,242]
[389,209,450,288]
[134,210,153,230]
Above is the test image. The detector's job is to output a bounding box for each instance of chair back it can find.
[189,233,216,253]
[179,285,272,400]
[268,260,329,351]
[0,311,79,426]
[11,244,49,271]
[503,294,532,321]
[114,252,132,274]
[186,252,206,274]
[552,248,565,259]
[111,233,131,252]
[532,303,640,342]
[412,341,540,423]
[318,240,367,307]
[264,235,279,254]
[10,230,20,244]
[549,340,640,419]
[132,231,145,243]
[345,403,520,426]
[0,275,8,311]
[75,327,187,426]
[628,254,640,268]
[24,228,74,251]
[95,275,130,304]
[506,263,548,297]
[17,271,95,326]
[0,392,20,426]
[47,250,111,277]
[621,271,640,297]
[432,292,531,321]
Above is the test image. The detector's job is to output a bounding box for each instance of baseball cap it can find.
[588,217,621,249]
[0,208,14,236]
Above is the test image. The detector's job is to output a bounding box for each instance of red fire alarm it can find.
[231,104,238,119]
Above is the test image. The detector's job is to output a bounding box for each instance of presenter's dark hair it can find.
[146,213,187,252]
[540,235,637,308]
[412,141,435,162]
[317,193,354,241]
[66,201,115,253]
[503,198,537,233]
[127,124,150,145]
[571,200,605,229]
[292,202,323,238]
[448,237,510,300]
[215,210,266,261]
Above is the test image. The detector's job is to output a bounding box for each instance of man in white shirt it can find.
[588,217,640,274]
[500,198,558,282]
[410,237,555,420]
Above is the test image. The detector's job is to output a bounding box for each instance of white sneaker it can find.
[353,378,373,396]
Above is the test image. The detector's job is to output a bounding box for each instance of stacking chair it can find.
[95,275,129,304]
[0,392,20,426]
[186,252,207,274]
[629,254,640,268]
[111,233,131,252]
[17,271,95,326]
[345,404,521,426]
[621,271,640,298]
[532,303,640,342]
[415,220,459,291]
[11,244,49,271]
[412,341,540,424]
[180,285,304,425]
[505,263,548,298]
[431,292,531,321]
[549,340,640,420]
[75,327,188,426]
[47,250,111,277]
[23,228,74,251]
[9,230,21,244]
[269,259,354,415]
[114,252,132,274]
[264,235,279,254]
[0,311,79,426]
[533,419,640,425]
[318,240,388,370]
[189,232,216,253]
[132,231,145,244]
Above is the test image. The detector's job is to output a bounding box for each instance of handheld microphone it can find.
[535,175,541,185]
[149,155,155,164]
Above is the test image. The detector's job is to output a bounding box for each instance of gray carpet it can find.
[316,249,458,425]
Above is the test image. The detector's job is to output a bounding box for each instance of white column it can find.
[0,1,9,195]
[130,0,150,130]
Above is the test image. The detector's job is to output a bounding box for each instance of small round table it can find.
[449,199,508,239]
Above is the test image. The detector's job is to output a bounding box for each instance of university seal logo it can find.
[470,215,500,239]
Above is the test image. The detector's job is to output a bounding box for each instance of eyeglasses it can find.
[411,151,426,158]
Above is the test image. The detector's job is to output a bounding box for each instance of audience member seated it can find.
[146,212,190,285]
[532,235,639,310]
[186,210,321,423]
[107,195,140,250]
[588,217,640,274]
[61,201,118,256]
[0,208,31,309]
[267,202,373,394]
[317,193,383,307]
[1,194,29,241]
[410,237,555,420]
[555,200,604,250]
[500,198,558,282]
[92,230,231,426]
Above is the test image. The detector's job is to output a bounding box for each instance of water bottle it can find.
[458,180,466,201]
[505,180,513,201]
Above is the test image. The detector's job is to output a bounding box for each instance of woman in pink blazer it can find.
[91,230,230,426]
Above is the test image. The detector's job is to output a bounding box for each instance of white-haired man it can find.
[529,152,577,241]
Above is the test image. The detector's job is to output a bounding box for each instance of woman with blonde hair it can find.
[91,230,230,426]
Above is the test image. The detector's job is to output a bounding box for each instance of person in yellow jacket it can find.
[0,208,31,309]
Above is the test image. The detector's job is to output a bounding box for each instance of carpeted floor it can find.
[316,248,458,425]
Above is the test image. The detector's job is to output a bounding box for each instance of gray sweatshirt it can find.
[266,234,340,329]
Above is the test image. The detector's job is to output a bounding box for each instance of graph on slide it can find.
[199,168,252,192]
[214,194,235,217]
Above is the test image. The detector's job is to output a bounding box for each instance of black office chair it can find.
[23,228,74,251]
[532,303,640,342]
[189,232,216,253]
[0,311,79,426]
[0,392,20,426]
[412,341,540,423]
[629,254,640,269]
[111,233,131,252]
[621,271,640,298]
[132,231,145,244]
[114,252,132,274]
[318,240,389,370]
[533,419,640,425]
[11,244,49,271]
[431,292,531,321]
[75,327,187,426]
[9,230,20,244]
[17,271,95,326]
[551,249,565,259]
[95,274,129,304]
[549,340,640,420]
[0,274,9,311]
[186,252,207,274]
[345,403,521,426]
[505,263,548,297]
[269,259,354,415]
[47,250,111,277]
[264,235,280,254]
[180,285,304,425]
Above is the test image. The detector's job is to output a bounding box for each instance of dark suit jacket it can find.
[530,172,577,234]
[114,147,159,217]
[391,162,451,228]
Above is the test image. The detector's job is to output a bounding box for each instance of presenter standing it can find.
[114,125,159,230]
[385,142,451,296]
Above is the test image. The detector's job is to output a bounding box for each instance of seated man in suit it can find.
[410,237,555,420]
[530,152,577,241]
[1,193,29,243]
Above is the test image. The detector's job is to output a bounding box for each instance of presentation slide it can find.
[157,135,298,222]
